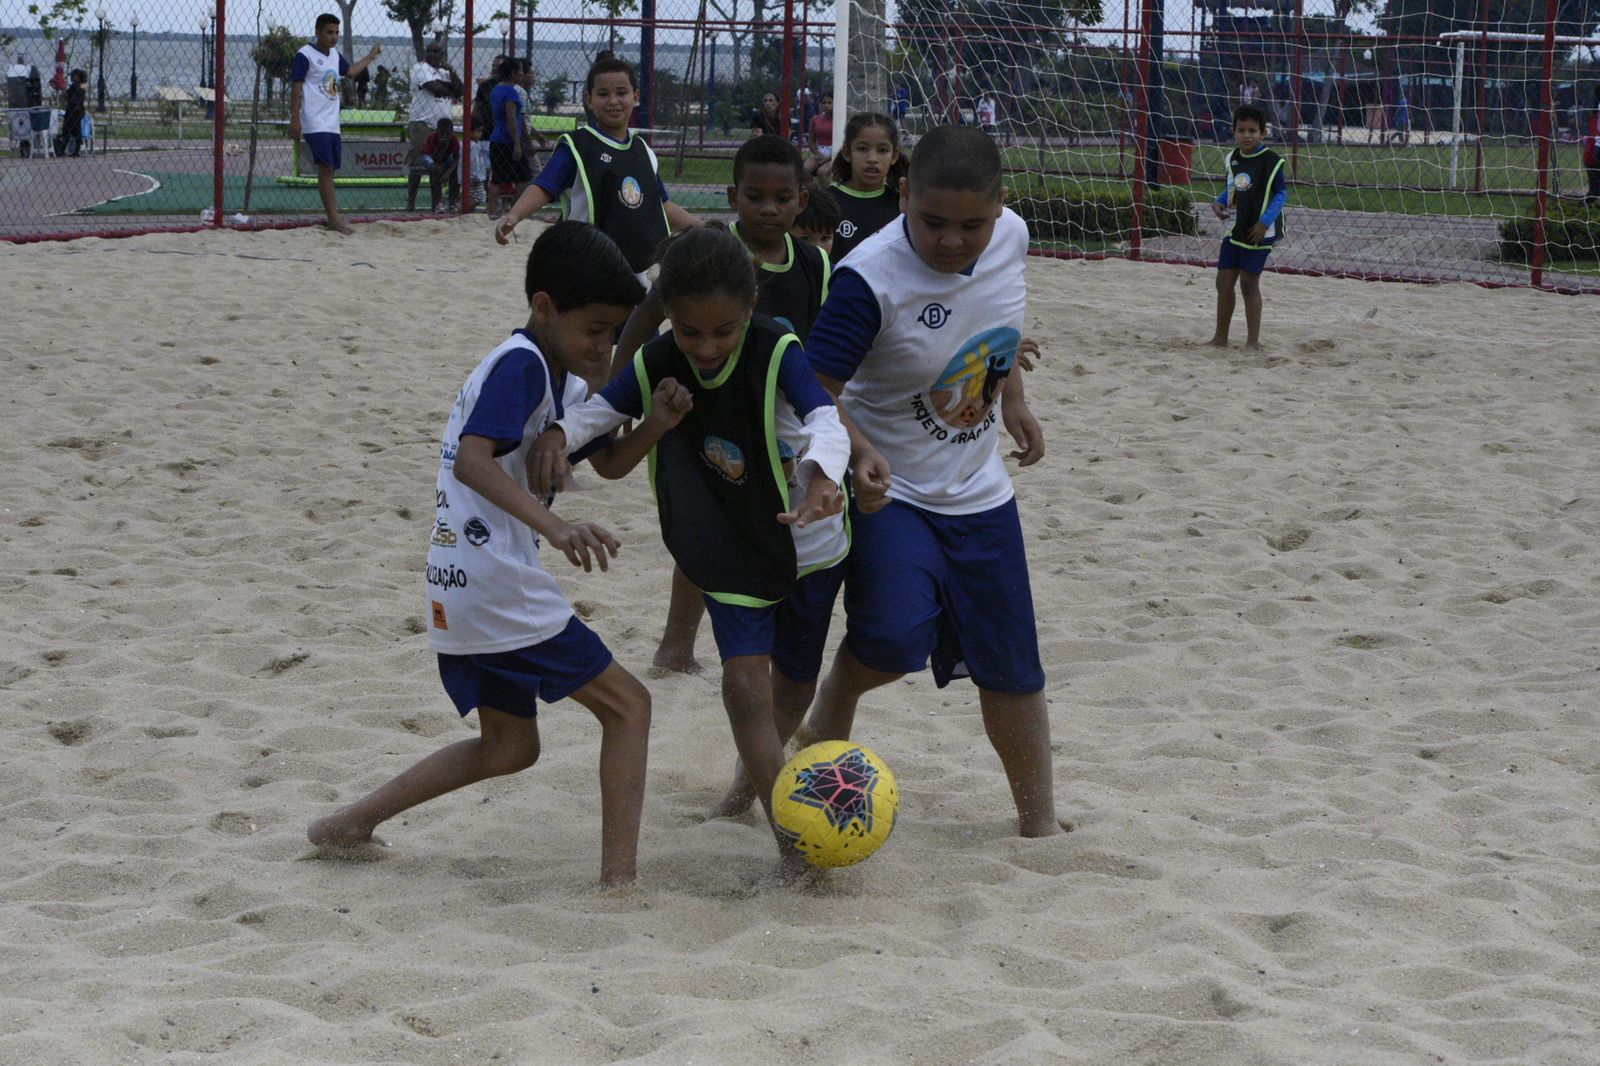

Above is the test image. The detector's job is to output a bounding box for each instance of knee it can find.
[481,733,540,777]
[597,674,652,734]
[1240,275,1262,296]
[1215,271,1234,293]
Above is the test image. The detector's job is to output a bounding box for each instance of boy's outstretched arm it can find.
[453,434,620,572]
[777,460,845,527]
[494,185,555,244]
[348,43,382,81]
[1000,370,1044,468]
[664,201,701,232]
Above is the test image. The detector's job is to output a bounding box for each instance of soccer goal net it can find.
[827,0,1600,291]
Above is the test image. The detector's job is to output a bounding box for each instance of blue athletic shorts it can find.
[843,497,1044,693]
[702,561,846,682]
[436,615,613,719]
[1217,238,1271,274]
[304,132,342,170]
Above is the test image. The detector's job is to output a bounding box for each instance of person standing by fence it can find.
[407,42,461,213]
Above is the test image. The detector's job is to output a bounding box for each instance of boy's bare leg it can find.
[652,565,705,673]
[317,165,353,234]
[721,655,807,874]
[308,704,541,847]
[1208,268,1238,347]
[798,643,903,744]
[1240,272,1263,350]
[566,661,652,886]
[978,688,1065,838]
[709,668,817,819]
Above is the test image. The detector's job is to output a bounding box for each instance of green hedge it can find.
[1498,202,1600,263]
[1008,176,1198,245]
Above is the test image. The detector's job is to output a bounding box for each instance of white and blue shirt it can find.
[807,207,1029,515]
[292,45,348,135]
[427,331,592,655]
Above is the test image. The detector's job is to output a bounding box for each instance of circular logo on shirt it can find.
[463,517,491,547]
[701,436,747,483]
[1233,172,1253,192]
[917,303,952,330]
[318,70,339,100]
[619,176,644,209]
[837,220,857,238]
[925,327,1020,431]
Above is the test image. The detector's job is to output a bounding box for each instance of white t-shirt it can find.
[826,208,1030,515]
[426,333,586,655]
[408,62,453,125]
[293,45,347,135]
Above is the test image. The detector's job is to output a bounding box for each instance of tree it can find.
[542,74,567,113]
[252,25,308,106]
[26,0,88,49]
[384,0,444,61]
[895,0,1106,108]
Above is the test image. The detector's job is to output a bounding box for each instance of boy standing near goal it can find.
[289,14,382,235]
[1208,104,1287,351]
[788,125,1064,839]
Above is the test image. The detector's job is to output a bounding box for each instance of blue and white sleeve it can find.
[804,268,882,383]
[777,344,849,484]
[1260,169,1289,228]
[557,370,644,449]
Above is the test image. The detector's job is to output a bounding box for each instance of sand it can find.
[2,219,1597,1065]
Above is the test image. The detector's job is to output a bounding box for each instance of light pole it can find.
[129,12,139,101]
[199,14,209,89]
[95,7,108,112]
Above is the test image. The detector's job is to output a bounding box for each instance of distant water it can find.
[2,27,716,103]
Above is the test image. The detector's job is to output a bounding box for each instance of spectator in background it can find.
[750,91,781,136]
[805,90,834,180]
[373,64,391,106]
[407,41,462,212]
[422,116,460,212]
[56,68,87,156]
[354,64,370,107]
[470,55,508,211]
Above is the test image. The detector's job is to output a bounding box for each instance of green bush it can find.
[1008,176,1198,245]
[1498,202,1600,263]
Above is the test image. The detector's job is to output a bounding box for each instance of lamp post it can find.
[129,12,139,102]
[95,6,108,112]
[199,14,209,89]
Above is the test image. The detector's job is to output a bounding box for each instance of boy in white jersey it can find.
[307,223,673,886]
[792,124,1065,838]
[289,13,381,234]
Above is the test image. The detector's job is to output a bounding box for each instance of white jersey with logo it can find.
[295,45,346,135]
[837,207,1029,515]
[426,335,586,655]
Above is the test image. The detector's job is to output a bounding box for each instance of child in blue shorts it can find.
[794,124,1065,839]
[288,13,381,235]
[532,225,854,874]
[307,222,671,887]
[1208,104,1287,351]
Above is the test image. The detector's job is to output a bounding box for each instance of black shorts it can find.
[489,141,531,185]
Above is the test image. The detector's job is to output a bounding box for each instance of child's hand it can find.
[1017,336,1041,373]
[1211,200,1230,221]
[778,464,844,527]
[645,377,693,429]
[1247,221,1268,243]
[527,426,570,497]
[366,43,383,60]
[494,213,519,245]
[545,520,621,572]
[1002,399,1045,467]
[850,448,893,513]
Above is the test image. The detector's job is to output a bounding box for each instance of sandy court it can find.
[2,219,1597,1064]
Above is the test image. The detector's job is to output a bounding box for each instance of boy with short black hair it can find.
[787,123,1064,839]
[1208,104,1286,350]
[792,182,840,256]
[289,13,381,234]
[306,222,661,887]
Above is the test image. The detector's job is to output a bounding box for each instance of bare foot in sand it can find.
[1020,817,1076,838]
[1243,340,1262,351]
[1207,334,1229,348]
[324,220,355,235]
[307,807,377,847]
[651,642,702,675]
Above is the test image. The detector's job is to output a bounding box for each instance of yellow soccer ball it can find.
[771,741,899,868]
